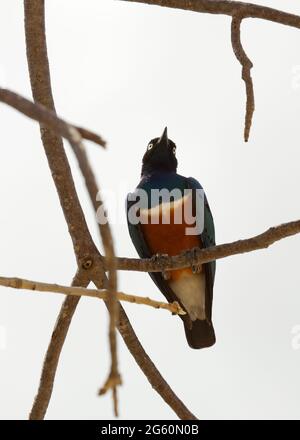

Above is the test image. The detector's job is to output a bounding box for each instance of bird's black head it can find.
[141,127,178,176]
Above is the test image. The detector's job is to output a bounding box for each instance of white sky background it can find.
[0,0,300,420]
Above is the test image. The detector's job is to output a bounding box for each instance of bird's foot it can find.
[151,253,170,279]
[162,270,171,281]
[182,247,202,274]
[151,253,169,265]
[182,246,200,260]
[192,264,202,274]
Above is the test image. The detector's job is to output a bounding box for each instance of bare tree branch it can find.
[76,126,106,148]
[0,88,106,148]
[112,219,300,272]
[0,276,185,315]
[120,0,300,29]
[121,0,300,141]
[231,15,254,142]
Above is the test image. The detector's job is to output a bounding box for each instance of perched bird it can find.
[126,128,216,349]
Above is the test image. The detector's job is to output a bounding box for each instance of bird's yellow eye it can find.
[172,146,176,155]
[147,143,153,151]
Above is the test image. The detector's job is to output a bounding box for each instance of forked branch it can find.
[0,88,106,147]
[120,1,300,28]
[121,0,300,141]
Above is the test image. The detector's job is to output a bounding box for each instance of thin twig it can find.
[76,126,106,147]
[0,88,106,148]
[0,276,185,315]
[112,219,300,272]
[231,16,254,141]
[97,211,120,417]
[67,113,120,414]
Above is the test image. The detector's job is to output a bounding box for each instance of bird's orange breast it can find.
[140,196,201,281]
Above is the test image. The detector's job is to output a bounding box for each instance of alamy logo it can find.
[126,188,205,235]
[95,186,205,235]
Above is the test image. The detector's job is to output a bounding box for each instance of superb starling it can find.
[126,128,216,349]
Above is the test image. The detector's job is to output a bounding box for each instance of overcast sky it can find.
[1,0,300,420]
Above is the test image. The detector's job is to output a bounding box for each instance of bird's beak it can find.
[158,127,168,147]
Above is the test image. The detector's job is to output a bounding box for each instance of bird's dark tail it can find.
[184,319,216,349]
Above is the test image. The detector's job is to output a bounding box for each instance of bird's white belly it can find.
[169,273,206,321]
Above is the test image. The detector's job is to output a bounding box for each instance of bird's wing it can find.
[186,177,216,321]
